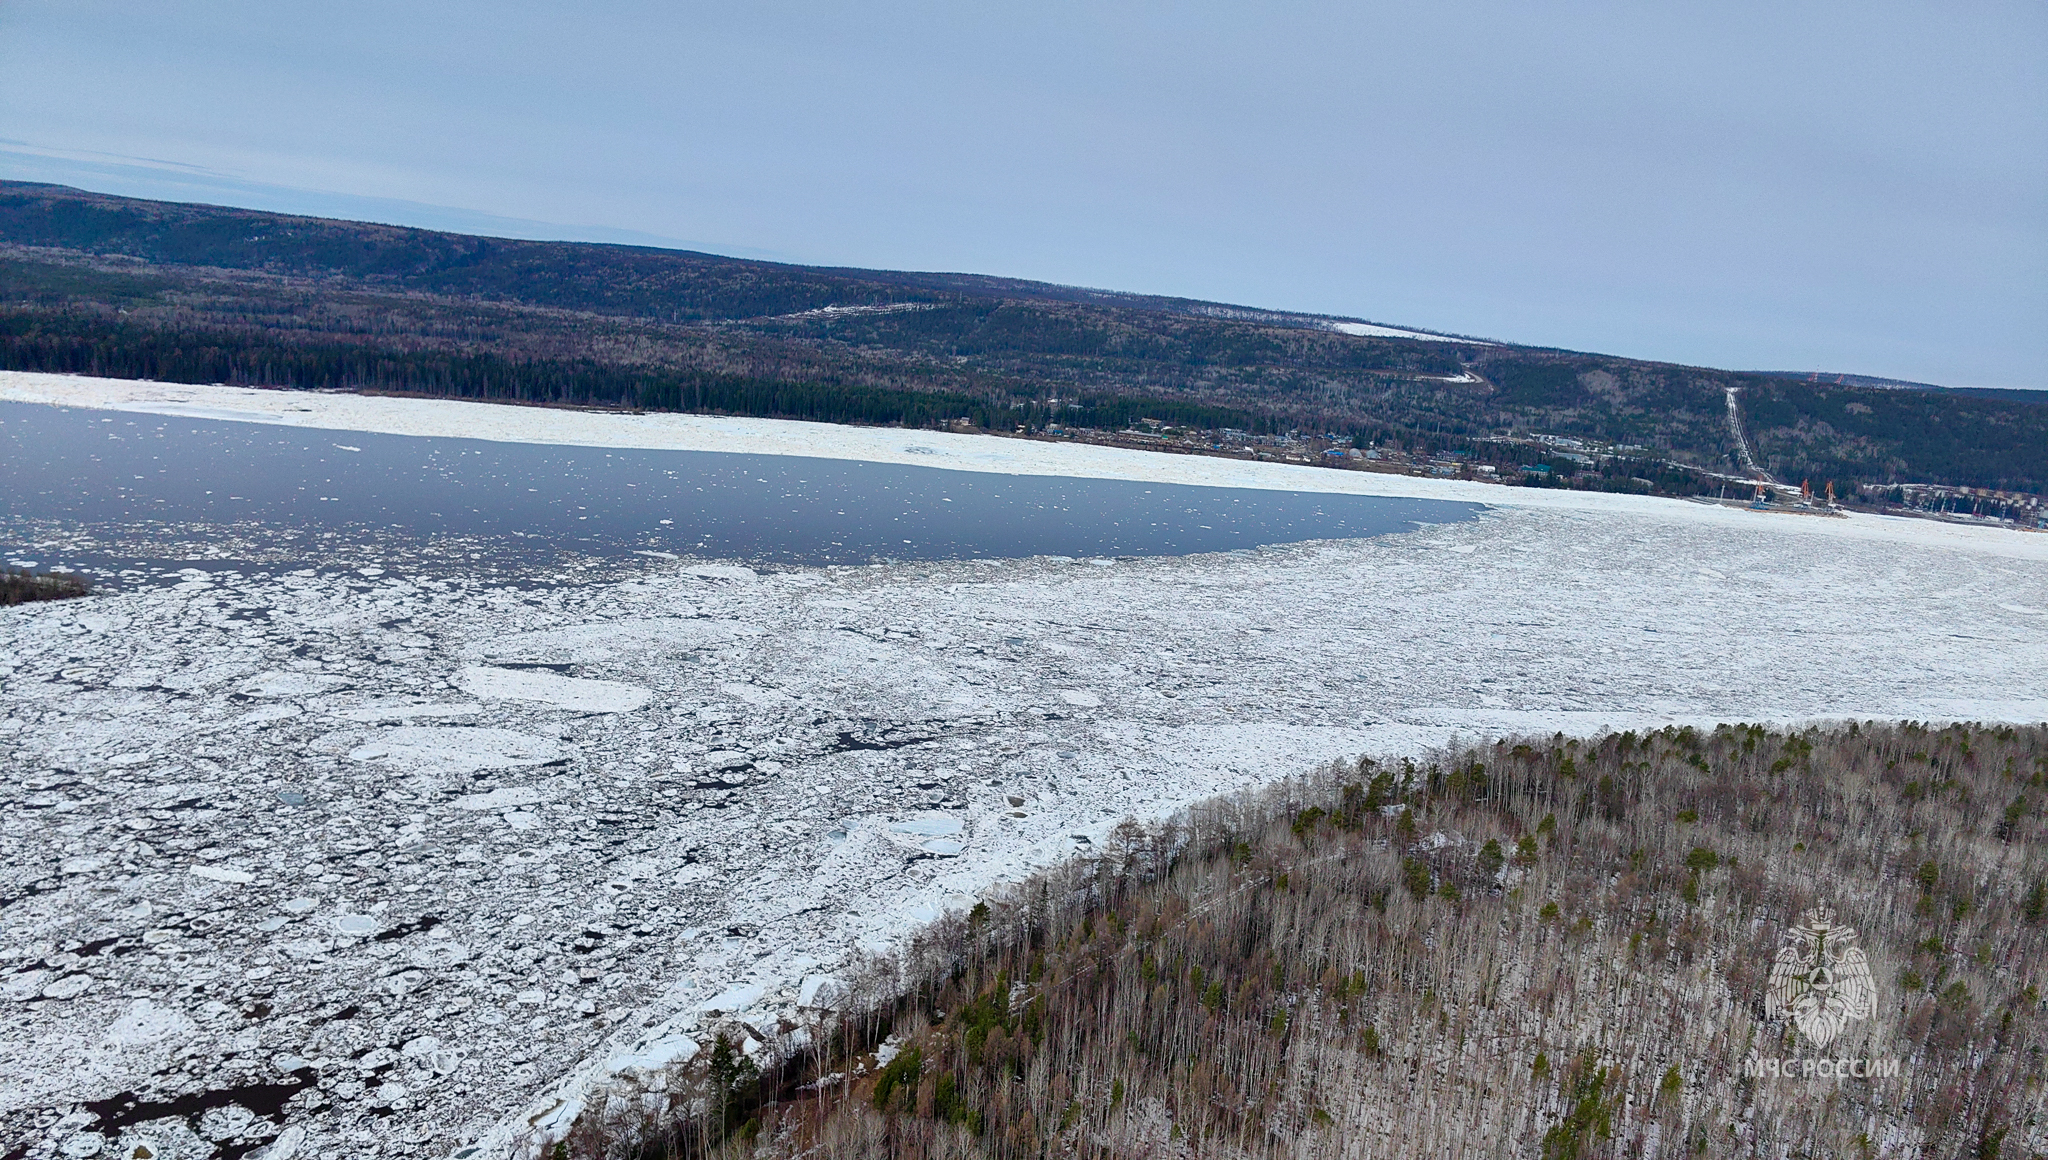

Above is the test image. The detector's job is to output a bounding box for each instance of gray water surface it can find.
[0,402,1482,576]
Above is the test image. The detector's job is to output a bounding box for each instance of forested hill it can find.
[618,723,2046,1159]
[2,180,2042,494]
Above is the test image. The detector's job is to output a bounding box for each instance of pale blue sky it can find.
[2,1,2043,386]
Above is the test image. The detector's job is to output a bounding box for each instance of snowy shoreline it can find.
[3,370,2046,1160]
[4,371,2043,565]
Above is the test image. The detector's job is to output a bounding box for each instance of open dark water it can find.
[0,403,1481,574]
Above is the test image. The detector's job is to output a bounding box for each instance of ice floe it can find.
[457,666,652,713]
[349,726,567,775]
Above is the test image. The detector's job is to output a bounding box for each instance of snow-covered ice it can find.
[1,374,2045,1160]
[455,667,652,714]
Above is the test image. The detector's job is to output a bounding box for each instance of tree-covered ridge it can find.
[0,308,1272,435]
[3,181,2042,493]
[1744,381,2048,495]
[0,183,937,321]
[605,722,2046,1159]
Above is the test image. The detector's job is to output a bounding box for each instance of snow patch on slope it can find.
[1324,320,1483,343]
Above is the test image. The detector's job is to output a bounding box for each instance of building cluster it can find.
[1864,483,2046,528]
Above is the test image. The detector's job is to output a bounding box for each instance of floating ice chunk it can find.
[697,982,767,1014]
[336,702,480,723]
[889,815,964,836]
[3,971,49,1001]
[798,975,846,1010]
[1056,689,1103,707]
[474,617,738,665]
[241,671,348,697]
[721,682,791,707]
[526,1094,584,1136]
[409,942,470,968]
[280,897,318,914]
[921,839,964,856]
[254,1126,304,1160]
[190,865,254,884]
[332,914,379,936]
[685,565,756,581]
[452,786,551,811]
[105,998,196,1045]
[107,753,150,767]
[351,726,565,774]
[233,704,304,727]
[705,750,752,771]
[42,975,92,1000]
[458,665,651,713]
[607,1033,700,1074]
[806,598,866,611]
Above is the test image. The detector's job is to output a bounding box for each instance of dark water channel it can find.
[0,402,1482,577]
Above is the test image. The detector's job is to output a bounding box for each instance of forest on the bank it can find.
[581,722,2045,1160]
[4,181,2044,494]
[0,567,90,606]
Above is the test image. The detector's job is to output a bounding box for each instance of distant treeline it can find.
[591,722,2046,1160]
[0,311,1277,435]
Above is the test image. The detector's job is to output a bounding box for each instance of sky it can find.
[1,1,2043,388]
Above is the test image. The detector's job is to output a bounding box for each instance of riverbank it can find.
[4,372,2044,565]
